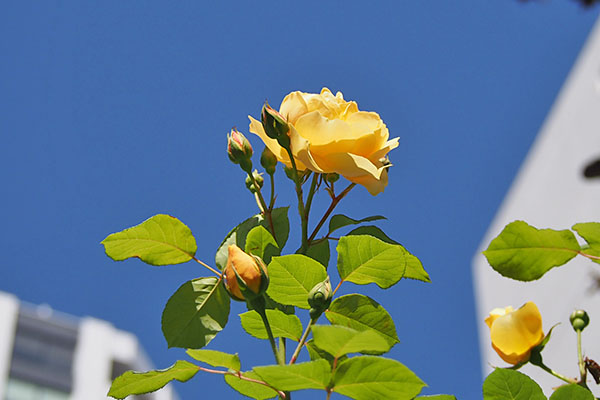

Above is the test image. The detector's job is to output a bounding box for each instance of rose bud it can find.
[245,170,264,193]
[224,245,268,301]
[227,128,253,173]
[570,309,590,332]
[261,102,290,149]
[260,147,278,175]
[308,277,333,319]
[485,302,544,365]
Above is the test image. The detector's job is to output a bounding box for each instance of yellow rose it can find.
[249,88,399,195]
[224,245,267,301]
[485,302,544,365]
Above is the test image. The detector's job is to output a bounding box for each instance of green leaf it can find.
[337,235,407,289]
[482,368,546,400]
[348,226,430,282]
[224,370,279,400]
[331,356,425,400]
[325,294,399,349]
[328,214,386,234]
[245,226,279,264]
[483,220,580,281]
[215,207,290,270]
[266,254,327,309]
[573,222,600,264]
[415,396,457,400]
[101,214,197,266]
[305,239,330,269]
[240,309,303,341]
[108,360,198,399]
[305,339,341,364]
[161,277,230,349]
[311,325,390,358]
[185,349,240,371]
[253,360,331,391]
[549,384,594,400]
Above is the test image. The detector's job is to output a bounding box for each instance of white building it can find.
[0,291,177,400]
[473,15,600,395]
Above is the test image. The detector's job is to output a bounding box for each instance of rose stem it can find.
[303,173,320,239]
[248,171,276,239]
[577,329,588,387]
[191,256,221,276]
[283,148,309,253]
[533,360,577,384]
[256,307,284,365]
[198,366,285,398]
[308,183,356,244]
[289,317,317,365]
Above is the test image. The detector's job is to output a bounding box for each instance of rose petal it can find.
[279,91,309,124]
[490,302,544,363]
[347,168,390,196]
[293,111,354,146]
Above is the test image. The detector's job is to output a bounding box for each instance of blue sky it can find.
[1,2,599,399]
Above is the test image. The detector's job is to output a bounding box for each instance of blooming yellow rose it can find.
[224,245,267,301]
[249,88,399,195]
[485,302,544,365]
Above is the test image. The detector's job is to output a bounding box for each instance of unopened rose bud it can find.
[325,173,339,183]
[227,128,253,173]
[570,309,590,332]
[245,170,264,193]
[308,277,333,319]
[224,245,268,301]
[260,147,278,175]
[261,103,290,149]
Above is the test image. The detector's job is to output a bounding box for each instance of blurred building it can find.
[473,16,600,396]
[0,291,177,400]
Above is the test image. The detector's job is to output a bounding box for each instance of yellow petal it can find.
[279,91,309,124]
[293,111,354,146]
[347,167,390,196]
[485,306,513,329]
[489,302,544,364]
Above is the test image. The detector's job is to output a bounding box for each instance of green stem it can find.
[284,148,308,253]
[289,317,317,364]
[196,366,286,398]
[257,307,284,365]
[308,183,356,244]
[248,172,269,213]
[533,361,578,384]
[577,329,588,387]
[268,173,276,211]
[304,173,320,224]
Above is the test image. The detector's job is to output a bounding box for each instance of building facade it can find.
[473,16,600,396]
[0,291,177,400]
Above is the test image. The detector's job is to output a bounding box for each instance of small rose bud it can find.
[224,245,268,301]
[325,173,339,183]
[260,147,278,175]
[308,277,333,319]
[261,102,290,149]
[570,309,590,331]
[245,170,264,193]
[227,128,253,173]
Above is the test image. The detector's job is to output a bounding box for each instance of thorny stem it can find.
[289,317,317,364]
[191,256,221,276]
[308,183,356,244]
[197,366,286,399]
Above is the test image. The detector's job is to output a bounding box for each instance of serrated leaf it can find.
[186,349,240,371]
[305,339,344,365]
[266,255,327,309]
[311,325,390,358]
[216,207,289,270]
[108,360,198,399]
[337,235,407,289]
[549,384,594,400]
[573,222,600,264]
[325,294,399,349]
[305,239,330,269]
[328,214,386,234]
[240,309,303,341]
[482,368,546,400]
[348,226,430,282]
[161,277,230,349]
[224,370,279,400]
[331,356,425,400]
[415,396,457,400]
[253,360,331,391]
[483,221,581,281]
[102,214,197,266]
[245,226,279,264]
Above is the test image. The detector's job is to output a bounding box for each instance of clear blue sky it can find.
[1,2,599,399]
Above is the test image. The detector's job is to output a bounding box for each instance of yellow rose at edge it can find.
[485,302,544,365]
[249,88,399,195]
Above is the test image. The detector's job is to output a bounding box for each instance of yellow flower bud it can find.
[485,302,544,365]
[224,245,267,301]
